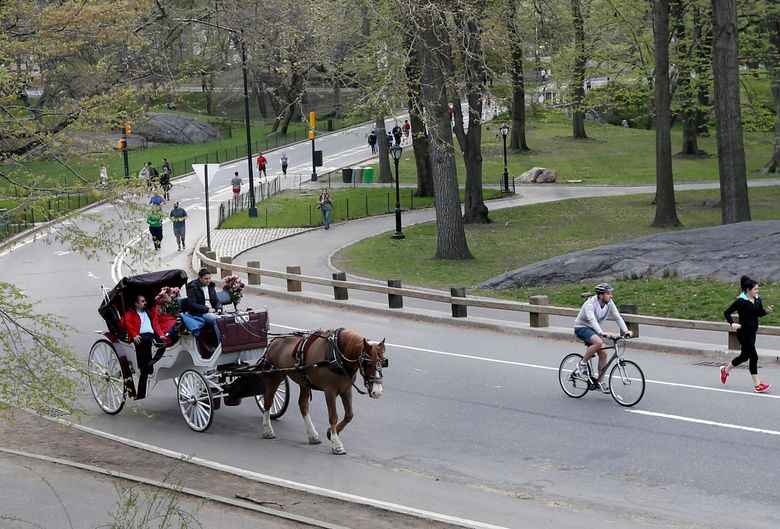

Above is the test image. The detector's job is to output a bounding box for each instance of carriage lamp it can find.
[389,145,405,240]
[500,124,510,193]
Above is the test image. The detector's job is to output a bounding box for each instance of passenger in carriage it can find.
[186,268,223,344]
[119,294,167,398]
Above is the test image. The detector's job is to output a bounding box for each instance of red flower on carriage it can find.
[223,275,245,306]
[155,286,181,317]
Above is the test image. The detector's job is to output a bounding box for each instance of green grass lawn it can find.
[334,186,780,324]
[362,110,774,187]
[220,187,505,228]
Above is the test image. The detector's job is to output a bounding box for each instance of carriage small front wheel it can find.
[255,376,290,420]
[88,340,126,415]
[177,370,214,432]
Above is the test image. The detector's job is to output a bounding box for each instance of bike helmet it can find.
[594,282,614,294]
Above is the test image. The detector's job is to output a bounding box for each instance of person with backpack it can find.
[367,130,377,154]
[392,124,402,146]
[159,169,172,201]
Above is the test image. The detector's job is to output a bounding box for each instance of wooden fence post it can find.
[529,295,549,327]
[619,303,639,337]
[286,266,302,292]
[202,249,217,274]
[219,256,233,279]
[728,315,740,350]
[451,287,467,318]
[333,272,349,300]
[247,261,261,285]
[388,280,403,308]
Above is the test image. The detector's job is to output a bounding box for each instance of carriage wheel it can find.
[177,370,214,432]
[254,377,290,420]
[87,340,126,415]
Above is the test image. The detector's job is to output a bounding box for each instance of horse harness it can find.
[290,328,384,395]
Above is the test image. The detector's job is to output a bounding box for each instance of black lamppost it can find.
[389,144,405,239]
[240,38,258,217]
[500,124,510,193]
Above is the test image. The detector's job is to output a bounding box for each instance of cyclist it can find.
[574,283,633,393]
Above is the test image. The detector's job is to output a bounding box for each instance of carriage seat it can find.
[177,290,232,313]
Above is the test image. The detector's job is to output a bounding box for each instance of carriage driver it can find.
[186,268,223,343]
[119,294,167,398]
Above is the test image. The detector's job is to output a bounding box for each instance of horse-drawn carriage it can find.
[89,268,388,454]
[88,269,289,432]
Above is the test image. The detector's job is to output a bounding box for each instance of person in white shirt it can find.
[573,283,633,392]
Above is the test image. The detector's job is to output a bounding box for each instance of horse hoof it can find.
[326,428,331,440]
[263,432,276,439]
[332,447,346,455]
[309,436,321,444]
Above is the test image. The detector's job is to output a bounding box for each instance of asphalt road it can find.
[3,122,780,528]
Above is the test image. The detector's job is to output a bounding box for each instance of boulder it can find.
[519,167,546,183]
[536,169,557,183]
[134,112,221,145]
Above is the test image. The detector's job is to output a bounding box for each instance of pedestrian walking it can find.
[256,152,267,178]
[392,124,402,146]
[386,131,393,146]
[721,275,774,392]
[146,205,164,250]
[138,162,149,181]
[231,171,241,206]
[147,162,159,191]
[368,130,377,154]
[280,152,288,176]
[149,191,164,207]
[401,119,411,144]
[162,158,171,175]
[170,201,187,251]
[159,169,172,201]
[317,188,333,230]
[99,163,108,185]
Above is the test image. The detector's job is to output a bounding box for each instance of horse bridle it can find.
[333,336,388,394]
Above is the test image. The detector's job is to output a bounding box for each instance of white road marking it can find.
[272,323,780,399]
[54,250,71,256]
[627,410,780,436]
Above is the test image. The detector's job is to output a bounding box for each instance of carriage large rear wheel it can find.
[87,340,126,415]
[254,377,289,420]
[177,370,214,432]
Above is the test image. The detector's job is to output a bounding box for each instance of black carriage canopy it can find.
[98,269,188,337]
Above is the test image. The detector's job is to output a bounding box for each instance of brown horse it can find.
[260,328,387,455]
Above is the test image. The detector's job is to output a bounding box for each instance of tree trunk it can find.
[415,3,472,260]
[570,0,588,139]
[375,116,393,183]
[451,16,491,225]
[760,15,780,174]
[693,5,712,136]
[279,102,296,136]
[652,0,682,228]
[508,0,529,151]
[711,0,751,224]
[673,0,700,156]
[404,32,434,197]
[201,74,214,116]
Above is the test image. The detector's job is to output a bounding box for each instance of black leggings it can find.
[731,328,759,375]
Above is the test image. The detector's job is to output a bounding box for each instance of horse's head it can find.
[361,337,387,399]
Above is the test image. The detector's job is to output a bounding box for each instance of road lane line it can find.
[272,324,780,400]
[627,410,780,436]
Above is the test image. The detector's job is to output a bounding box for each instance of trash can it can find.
[327,119,334,132]
[341,167,353,183]
[353,167,363,183]
[362,166,374,183]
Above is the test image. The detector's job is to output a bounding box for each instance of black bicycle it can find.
[558,336,645,407]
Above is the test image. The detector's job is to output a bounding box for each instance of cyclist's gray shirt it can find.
[574,296,628,334]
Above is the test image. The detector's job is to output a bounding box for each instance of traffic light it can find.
[117,138,127,150]
[124,124,131,136]
[309,112,316,129]
[308,129,315,140]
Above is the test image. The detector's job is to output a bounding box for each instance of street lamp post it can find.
[500,124,510,193]
[390,144,405,239]
[240,38,258,217]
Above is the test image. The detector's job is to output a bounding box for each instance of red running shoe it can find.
[720,366,728,384]
[755,383,772,393]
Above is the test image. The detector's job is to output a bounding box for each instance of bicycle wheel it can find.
[609,360,645,407]
[559,353,590,398]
